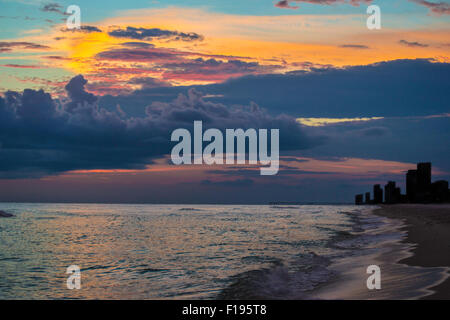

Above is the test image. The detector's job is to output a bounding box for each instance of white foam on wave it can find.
[310,207,450,300]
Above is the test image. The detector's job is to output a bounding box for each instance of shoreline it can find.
[310,204,450,300]
[373,204,450,300]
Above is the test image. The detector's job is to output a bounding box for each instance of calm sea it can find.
[0,203,447,299]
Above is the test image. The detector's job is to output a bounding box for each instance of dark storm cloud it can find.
[129,77,172,89]
[108,26,204,42]
[102,59,449,119]
[0,76,319,178]
[64,75,97,111]
[357,126,391,137]
[94,58,450,178]
[300,115,450,174]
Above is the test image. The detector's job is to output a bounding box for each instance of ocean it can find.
[0,203,447,299]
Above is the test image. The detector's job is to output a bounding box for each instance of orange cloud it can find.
[4,7,449,93]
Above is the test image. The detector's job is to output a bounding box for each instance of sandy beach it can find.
[374,204,450,300]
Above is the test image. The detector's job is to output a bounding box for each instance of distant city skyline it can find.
[356,162,450,205]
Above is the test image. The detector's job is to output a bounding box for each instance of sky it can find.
[0,0,449,203]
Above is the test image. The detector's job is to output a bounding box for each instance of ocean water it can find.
[0,203,447,299]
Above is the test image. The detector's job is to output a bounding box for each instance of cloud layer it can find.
[100,59,450,119]
[108,26,204,42]
[0,75,318,178]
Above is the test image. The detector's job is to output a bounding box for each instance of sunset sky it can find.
[0,0,449,203]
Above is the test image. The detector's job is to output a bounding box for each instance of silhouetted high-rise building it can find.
[431,180,449,203]
[365,192,370,204]
[395,187,401,203]
[355,194,363,205]
[406,169,418,202]
[417,162,431,192]
[373,184,383,204]
[384,181,396,204]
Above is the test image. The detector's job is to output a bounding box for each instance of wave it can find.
[218,207,387,300]
[218,253,334,300]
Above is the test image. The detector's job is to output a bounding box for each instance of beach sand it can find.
[374,204,450,300]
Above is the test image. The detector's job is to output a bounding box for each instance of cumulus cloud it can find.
[0,75,319,178]
[64,75,98,111]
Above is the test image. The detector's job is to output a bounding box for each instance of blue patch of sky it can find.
[0,0,447,40]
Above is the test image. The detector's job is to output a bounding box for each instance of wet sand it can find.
[374,204,450,300]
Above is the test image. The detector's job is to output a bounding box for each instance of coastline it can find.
[373,204,450,300]
[309,204,450,300]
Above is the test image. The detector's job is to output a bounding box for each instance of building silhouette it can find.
[365,192,371,204]
[431,180,449,203]
[416,162,432,202]
[384,181,397,204]
[417,162,431,191]
[373,184,383,204]
[406,169,418,202]
[355,194,363,205]
[355,162,449,205]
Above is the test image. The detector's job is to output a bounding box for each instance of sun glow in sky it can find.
[0,0,449,203]
[1,2,449,93]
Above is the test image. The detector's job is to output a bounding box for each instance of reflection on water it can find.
[1,203,446,299]
[0,204,353,299]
